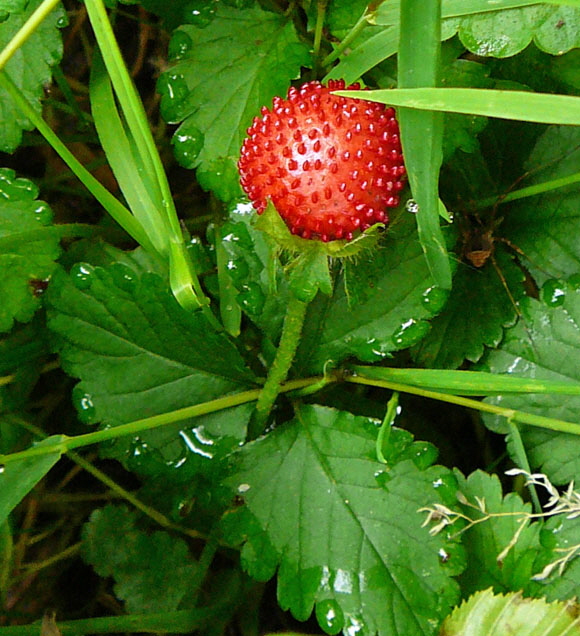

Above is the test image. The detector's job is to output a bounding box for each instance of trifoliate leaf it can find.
[82,505,198,613]
[453,470,549,597]
[46,264,256,479]
[295,212,449,373]
[412,246,525,369]
[0,0,64,152]
[483,280,580,485]
[222,405,462,636]
[441,588,580,636]
[0,169,61,333]
[501,126,580,286]
[158,4,310,201]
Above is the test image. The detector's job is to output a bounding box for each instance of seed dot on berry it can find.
[342,151,350,161]
[308,129,317,139]
[346,131,353,141]
[324,187,332,199]
[356,149,363,159]
[293,130,302,141]
[297,143,307,155]
[339,182,347,192]
[288,159,298,170]
[302,160,310,171]
[291,178,300,189]
[311,192,319,203]
[314,159,322,170]
[323,123,331,136]
[313,140,321,152]
[328,146,336,158]
[330,163,338,174]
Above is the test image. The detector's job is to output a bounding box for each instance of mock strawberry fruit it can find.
[238,79,405,242]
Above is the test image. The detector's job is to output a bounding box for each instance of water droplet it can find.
[33,202,53,225]
[392,319,430,348]
[168,30,193,61]
[410,442,438,469]
[541,279,567,307]
[238,483,251,493]
[0,465,5,474]
[72,386,97,425]
[421,286,449,314]
[405,198,419,214]
[172,127,204,169]
[375,471,391,487]
[238,282,265,314]
[182,0,218,27]
[109,263,137,292]
[316,599,345,635]
[438,548,449,563]
[180,426,215,460]
[0,168,38,201]
[158,73,190,123]
[56,14,69,28]
[70,263,95,290]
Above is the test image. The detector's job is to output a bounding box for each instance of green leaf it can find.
[46,263,255,478]
[296,212,447,373]
[412,247,525,369]
[82,504,198,613]
[215,200,288,342]
[0,0,64,152]
[483,281,580,485]
[158,4,310,201]
[222,404,461,636]
[0,168,61,333]
[0,435,64,527]
[501,126,580,286]
[441,588,580,635]
[454,470,548,596]
[539,515,580,603]
[457,5,580,58]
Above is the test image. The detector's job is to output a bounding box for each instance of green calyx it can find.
[254,199,386,302]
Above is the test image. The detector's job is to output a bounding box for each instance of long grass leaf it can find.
[397,0,452,289]
[340,87,580,125]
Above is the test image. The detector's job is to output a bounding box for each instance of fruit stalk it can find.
[250,294,308,438]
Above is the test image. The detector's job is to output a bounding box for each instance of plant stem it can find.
[312,0,328,71]
[345,373,580,436]
[250,295,308,438]
[506,419,542,513]
[0,0,62,72]
[321,9,369,67]
[0,377,326,466]
[474,170,580,210]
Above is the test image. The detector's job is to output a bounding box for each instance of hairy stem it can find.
[250,295,308,438]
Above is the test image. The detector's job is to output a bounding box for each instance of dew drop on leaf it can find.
[405,198,419,214]
[109,263,137,292]
[541,278,567,307]
[315,598,345,635]
[56,14,69,28]
[391,318,430,348]
[72,386,97,425]
[158,73,189,123]
[0,465,5,474]
[172,128,204,169]
[421,286,449,314]
[70,263,96,290]
[33,202,53,225]
[182,0,218,27]
[374,471,391,487]
[411,443,438,470]
[168,30,193,61]
[238,282,265,314]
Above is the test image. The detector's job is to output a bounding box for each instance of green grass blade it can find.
[84,0,181,240]
[90,55,168,255]
[0,72,152,251]
[350,365,580,396]
[342,87,580,126]
[397,0,452,289]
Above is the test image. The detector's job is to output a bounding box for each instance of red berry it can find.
[238,80,406,242]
